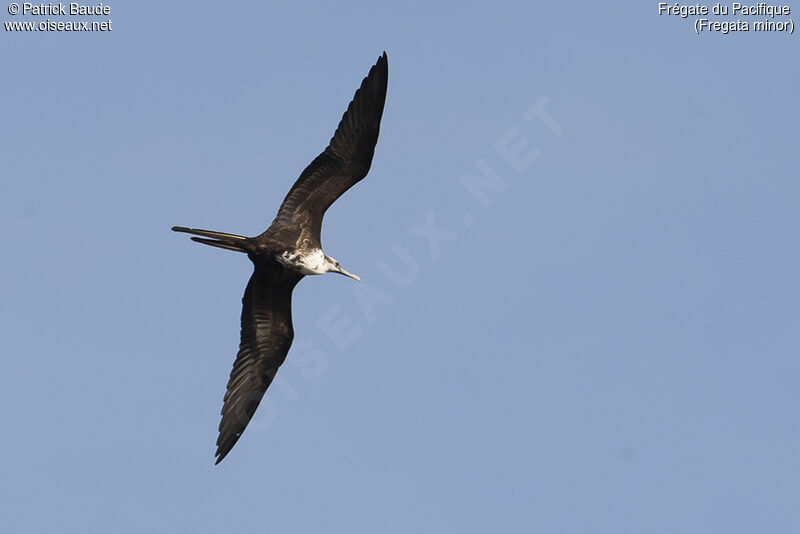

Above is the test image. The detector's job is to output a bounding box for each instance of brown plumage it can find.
[172,52,388,464]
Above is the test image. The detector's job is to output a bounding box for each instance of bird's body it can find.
[172,52,388,464]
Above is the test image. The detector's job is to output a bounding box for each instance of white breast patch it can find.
[278,249,326,275]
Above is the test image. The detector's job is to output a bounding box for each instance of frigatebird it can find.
[172,52,388,464]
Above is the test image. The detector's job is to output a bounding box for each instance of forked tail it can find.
[171,226,249,253]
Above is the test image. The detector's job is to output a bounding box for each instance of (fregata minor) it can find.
[172,52,388,464]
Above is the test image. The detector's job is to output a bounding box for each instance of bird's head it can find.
[324,255,360,282]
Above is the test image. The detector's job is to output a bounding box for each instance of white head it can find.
[323,255,360,281]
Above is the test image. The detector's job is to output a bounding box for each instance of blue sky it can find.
[2,1,799,532]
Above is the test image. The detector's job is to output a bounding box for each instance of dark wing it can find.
[215,265,302,464]
[266,52,388,247]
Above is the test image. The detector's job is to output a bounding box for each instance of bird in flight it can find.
[173,52,388,464]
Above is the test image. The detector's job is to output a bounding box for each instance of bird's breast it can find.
[276,248,326,275]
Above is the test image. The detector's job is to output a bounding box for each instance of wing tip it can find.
[375,51,388,76]
[214,439,234,465]
[365,51,389,103]
[365,51,387,83]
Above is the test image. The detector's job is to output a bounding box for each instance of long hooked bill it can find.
[336,265,361,282]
